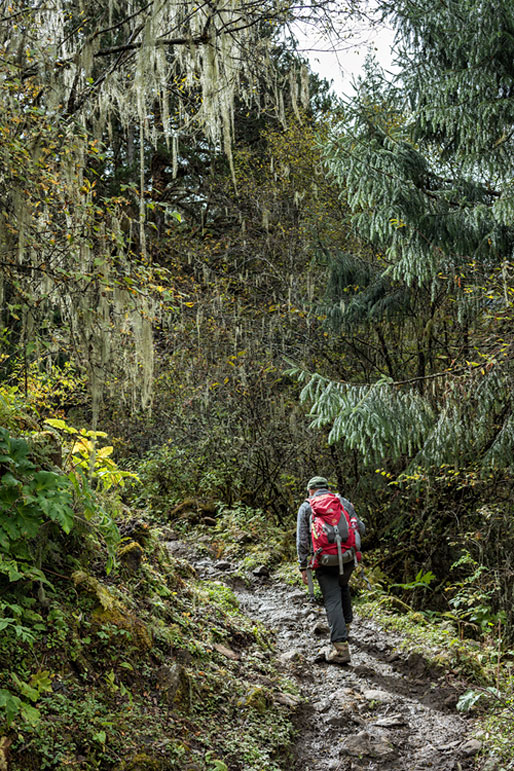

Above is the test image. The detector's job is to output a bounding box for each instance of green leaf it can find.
[20,702,40,726]
[456,689,483,712]
[0,688,22,725]
[1,472,20,488]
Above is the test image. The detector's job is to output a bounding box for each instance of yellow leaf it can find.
[97,446,114,458]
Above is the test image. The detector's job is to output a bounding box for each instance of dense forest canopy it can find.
[0,0,356,423]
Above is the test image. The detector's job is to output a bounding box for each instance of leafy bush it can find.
[0,427,74,559]
[0,422,128,730]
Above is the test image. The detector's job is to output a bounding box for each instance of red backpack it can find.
[308,493,361,572]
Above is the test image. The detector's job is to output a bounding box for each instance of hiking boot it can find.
[325,641,350,664]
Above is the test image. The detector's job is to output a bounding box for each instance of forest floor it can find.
[178,542,482,771]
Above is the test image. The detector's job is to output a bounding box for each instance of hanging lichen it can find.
[0,0,338,414]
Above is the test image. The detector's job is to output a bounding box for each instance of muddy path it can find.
[178,545,481,771]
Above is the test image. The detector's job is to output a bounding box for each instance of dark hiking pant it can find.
[316,563,354,643]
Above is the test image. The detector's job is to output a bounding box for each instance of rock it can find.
[193,558,212,569]
[371,737,397,759]
[213,643,240,660]
[327,712,350,728]
[117,540,144,571]
[274,691,302,708]
[289,589,308,603]
[277,649,302,665]
[437,740,461,751]
[252,565,270,577]
[156,663,189,706]
[333,687,357,701]
[458,739,482,757]
[361,689,395,704]
[165,540,192,559]
[313,621,330,636]
[373,715,406,727]
[159,527,178,540]
[72,570,153,650]
[238,686,269,714]
[203,516,217,526]
[340,731,373,757]
[215,560,232,571]
[326,694,365,728]
[340,731,396,759]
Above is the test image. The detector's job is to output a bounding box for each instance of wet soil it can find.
[179,546,480,771]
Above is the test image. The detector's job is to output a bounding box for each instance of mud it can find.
[186,550,480,771]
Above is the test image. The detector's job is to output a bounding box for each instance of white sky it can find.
[293,18,397,98]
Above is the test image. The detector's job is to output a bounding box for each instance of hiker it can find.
[296,476,365,664]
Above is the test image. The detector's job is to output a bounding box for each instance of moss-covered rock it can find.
[72,569,153,649]
[155,663,190,707]
[118,540,144,571]
[238,685,270,714]
[115,753,166,771]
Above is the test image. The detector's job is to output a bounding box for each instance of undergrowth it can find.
[2,521,297,771]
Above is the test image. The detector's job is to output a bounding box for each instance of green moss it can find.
[115,753,166,770]
[357,596,492,682]
[201,582,239,613]
[238,686,269,714]
[117,541,144,571]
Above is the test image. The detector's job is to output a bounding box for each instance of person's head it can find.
[306,476,329,496]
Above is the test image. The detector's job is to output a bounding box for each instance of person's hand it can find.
[300,569,308,585]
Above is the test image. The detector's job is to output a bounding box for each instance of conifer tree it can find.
[296,0,514,473]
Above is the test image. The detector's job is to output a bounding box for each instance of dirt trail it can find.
[186,550,481,771]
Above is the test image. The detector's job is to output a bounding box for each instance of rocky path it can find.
[185,550,481,771]
[236,580,479,771]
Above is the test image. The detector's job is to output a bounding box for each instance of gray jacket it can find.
[296,488,365,569]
